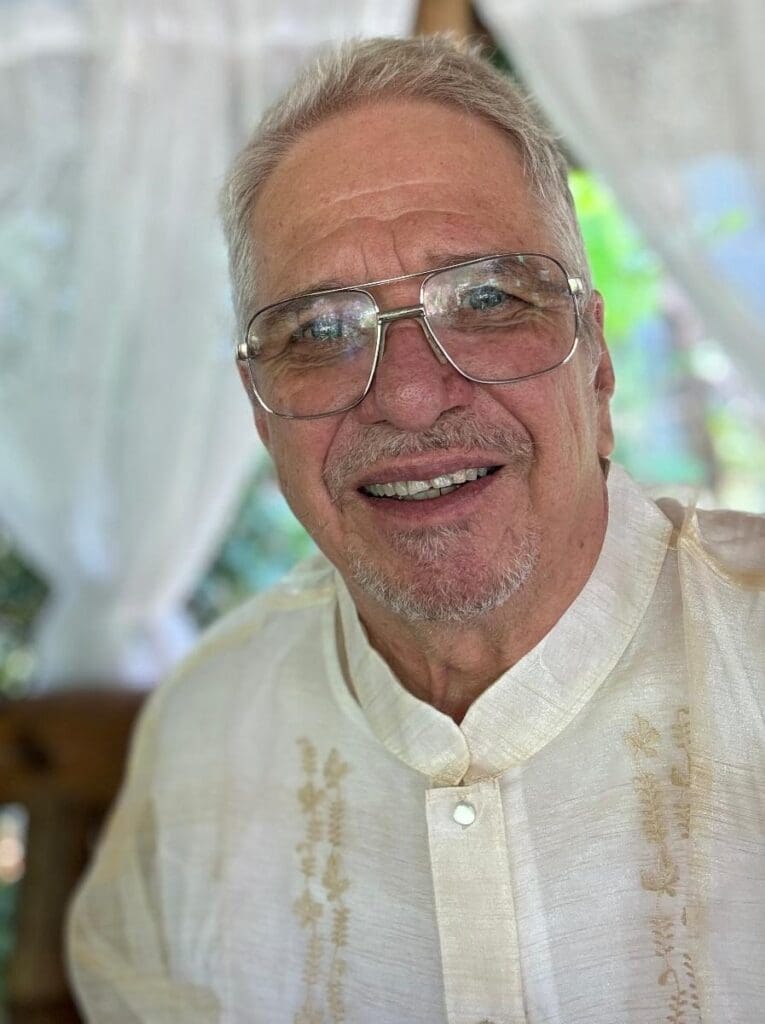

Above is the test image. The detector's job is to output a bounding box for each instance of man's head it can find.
[221,36,615,626]
[222,36,593,341]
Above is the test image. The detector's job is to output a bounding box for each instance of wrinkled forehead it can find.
[250,98,552,304]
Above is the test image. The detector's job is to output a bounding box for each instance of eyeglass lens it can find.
[245,254,576,417]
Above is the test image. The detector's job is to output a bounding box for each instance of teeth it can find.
[363,466,492,500]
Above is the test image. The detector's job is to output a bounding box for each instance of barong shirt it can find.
[68,464,765,1023]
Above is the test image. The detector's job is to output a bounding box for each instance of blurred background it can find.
[1,0,763,1019]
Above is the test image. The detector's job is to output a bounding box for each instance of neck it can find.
[347,486,609,724]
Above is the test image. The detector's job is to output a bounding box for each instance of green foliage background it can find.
[570,171,661,341]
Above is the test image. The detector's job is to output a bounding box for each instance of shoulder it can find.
[179,552,336,669]
[654,493,765,590]
[140,553,338,738]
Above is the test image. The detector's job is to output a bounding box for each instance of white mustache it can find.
[323,413,535,502]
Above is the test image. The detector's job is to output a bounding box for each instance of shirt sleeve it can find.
[65,693,221,1023]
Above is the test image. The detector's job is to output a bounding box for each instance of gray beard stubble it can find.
[323,413,541,623]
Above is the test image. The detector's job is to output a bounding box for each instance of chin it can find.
[347,528,541,624]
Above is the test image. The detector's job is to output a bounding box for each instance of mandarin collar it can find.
[336,464,673,786]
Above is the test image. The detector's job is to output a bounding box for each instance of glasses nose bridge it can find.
[376,303,448,365]
[377,302,424,326]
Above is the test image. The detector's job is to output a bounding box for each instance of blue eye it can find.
[464,285,508,310]
[295,315,347,342]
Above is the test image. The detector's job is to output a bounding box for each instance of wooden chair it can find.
[0,689,146,1023]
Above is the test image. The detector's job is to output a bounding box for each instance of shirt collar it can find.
[336,464,673,786]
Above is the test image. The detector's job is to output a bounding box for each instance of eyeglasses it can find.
[236,252,584,419]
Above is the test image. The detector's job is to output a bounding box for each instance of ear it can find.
[588,291,615,459]
[237,361,273,451]
[254,408,272,451]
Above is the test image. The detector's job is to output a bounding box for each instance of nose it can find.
[354,313,476,431]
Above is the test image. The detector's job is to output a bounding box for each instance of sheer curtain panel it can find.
[476,0,765,395]
[0,0,415,688]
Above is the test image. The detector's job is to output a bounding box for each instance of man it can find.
[68,36,764,1024]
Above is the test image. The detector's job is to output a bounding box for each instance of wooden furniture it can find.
[415,0,480,36]
[0,689,146,1023]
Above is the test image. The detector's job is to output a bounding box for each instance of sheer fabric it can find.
[476,0,765,394]
[68,466,765,1022]
[0,0,415,686]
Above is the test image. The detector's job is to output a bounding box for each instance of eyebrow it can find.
[286,249,510,299]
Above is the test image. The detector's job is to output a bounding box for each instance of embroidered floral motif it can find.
[633,767,669,847]
[670,707,692,840]
[641,845,679,898]
[323,746,350,1024]
[625,710,701,1023]
[625,715,661,758]
[294,889,324,929]
[294,738,351,1024]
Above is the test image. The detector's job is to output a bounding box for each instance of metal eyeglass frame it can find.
[236,251,585,420]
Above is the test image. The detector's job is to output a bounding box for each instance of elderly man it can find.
[68,36,764,1024]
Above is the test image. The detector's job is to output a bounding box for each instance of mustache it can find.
[323,413,535,501]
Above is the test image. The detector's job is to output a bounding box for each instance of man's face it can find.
[248,99,614,623]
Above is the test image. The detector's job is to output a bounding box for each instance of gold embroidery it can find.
[625,710,701,1023]
[294,738,351,1024]
[633,766,668,844]
[671,707,692,840]
[641,844,679,898]
[625,715,661,758]
[294,739,325,1022]
[323,747,350,1024]
[671,707,700,1015]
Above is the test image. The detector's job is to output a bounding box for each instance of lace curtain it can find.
[0,0,415,688]
[476,0,765,395]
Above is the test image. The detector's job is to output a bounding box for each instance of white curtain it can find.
[476,0,765,395]
[0,0,415,688]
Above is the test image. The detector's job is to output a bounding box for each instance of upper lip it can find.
[354,454,504,488]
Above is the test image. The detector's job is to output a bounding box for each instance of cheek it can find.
[536,393,603,511]
[267,423,337,524]
[504,376,598,477]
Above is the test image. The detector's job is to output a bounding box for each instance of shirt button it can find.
[453,800,476,827]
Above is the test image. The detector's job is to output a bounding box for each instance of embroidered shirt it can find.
[67,464,765,1023]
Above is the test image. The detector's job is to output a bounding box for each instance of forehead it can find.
[251,98,552,303]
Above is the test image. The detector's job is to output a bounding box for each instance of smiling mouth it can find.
[359,465,500,501]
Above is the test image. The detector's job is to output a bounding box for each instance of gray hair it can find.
[220,34,593,342]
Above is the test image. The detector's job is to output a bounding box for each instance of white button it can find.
[453,801,476,827]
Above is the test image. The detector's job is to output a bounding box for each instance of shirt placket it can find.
[426,777,526,1024]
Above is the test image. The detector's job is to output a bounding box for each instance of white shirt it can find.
[67,465,765,1023]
